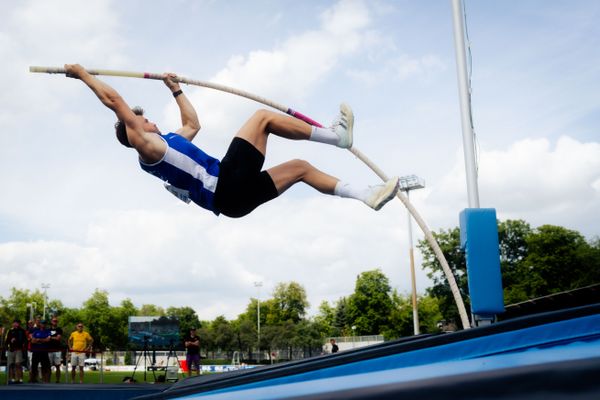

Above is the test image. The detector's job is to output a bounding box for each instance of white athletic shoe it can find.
[366,177,400,211]
[331,103,354,148]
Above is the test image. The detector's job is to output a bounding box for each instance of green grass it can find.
[0,370,184,385]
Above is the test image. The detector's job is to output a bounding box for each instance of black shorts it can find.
[214,137,279,218]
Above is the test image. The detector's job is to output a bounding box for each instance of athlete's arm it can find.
[65,64,141,134]
[65,64,165,161]
[163,73,201,141]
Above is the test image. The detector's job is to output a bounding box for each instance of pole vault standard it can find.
[29,66,470,330]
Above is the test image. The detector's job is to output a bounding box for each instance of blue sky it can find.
[0,0,598,320]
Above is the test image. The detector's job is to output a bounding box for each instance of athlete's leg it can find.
[235,105,353,156]
[266,160,400,211]
[234,110,312,156]
[267,159,338,195]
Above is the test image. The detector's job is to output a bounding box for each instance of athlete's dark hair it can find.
[114,106,144,148]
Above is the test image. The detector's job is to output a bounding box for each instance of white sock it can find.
[334,181,369,203]
[309,126,340,146]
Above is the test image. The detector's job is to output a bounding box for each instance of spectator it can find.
[48,316,64,383]
[5,319,27,384]
[30,319,52,383]
[184,327,201,377]
[68,322,93,383]
[330,338,339,354]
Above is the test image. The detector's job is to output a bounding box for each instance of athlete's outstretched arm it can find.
[65,63,164,161]
[65,64,138,127]
[163,73,201,141]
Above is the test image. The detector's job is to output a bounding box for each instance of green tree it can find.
[198,320,215,358]
[498,220,531,263]
[167,306,201,340]
[240,297,262,352]
[497,220,533,304]
[273,320,296,360]
[0,288,63,323]
[419,220,600,323]
[59,307,84,337]
[137,304,165,316]
[347,269,393,335]
[261,324,285,362]
[243,298,268,330]
[292,320,324,358]
[231,316,256,359]
[417,221,532,322]
[212,315,235,357]
[112,299,137,350]
[512,225,600,300]
[313,301,336,337]
[333,297,350,335]
[417,295,444,333]
[263,298,281,325]
[380,290,443,339]
[383,291,413,339]
[417,227,469,325]
[74,290,135,351]
[498,220,531,280]
[579,237,600,285]
[272,282,309,324]
[80,289,117,350]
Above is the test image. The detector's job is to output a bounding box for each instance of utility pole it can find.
[41,283,50,320]
[399,175,426,335]
[254,281,263,363]
[26,303,36,322]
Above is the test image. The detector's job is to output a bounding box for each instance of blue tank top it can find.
[139,133,220,214]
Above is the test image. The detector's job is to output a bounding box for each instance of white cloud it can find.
[347,54,447,86]
[164,0,376,151]
[0,240,105,304]
[0,0,127,119]
[0,0,137,241]
[0,196,410,319]
[425,136,600,235]
[592,178,600,193]
[481,137,600,212]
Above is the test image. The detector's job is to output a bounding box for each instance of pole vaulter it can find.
[30,66,470,329]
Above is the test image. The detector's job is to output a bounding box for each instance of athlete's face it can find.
[137,115,160,133]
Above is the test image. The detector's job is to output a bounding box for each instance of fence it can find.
[325,335,385,353]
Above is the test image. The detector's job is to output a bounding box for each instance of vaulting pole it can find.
[29,66,471,329]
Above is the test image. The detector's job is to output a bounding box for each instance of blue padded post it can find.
[459,208,504,317]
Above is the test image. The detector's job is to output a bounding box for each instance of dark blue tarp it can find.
[137,304,600,400]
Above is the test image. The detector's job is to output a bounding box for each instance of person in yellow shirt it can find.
[68,323,93,383]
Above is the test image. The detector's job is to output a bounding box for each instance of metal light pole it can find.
[254,281,263,363]
[41,283,50,320]
[26,303,36,322]
[399,175,425,336]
